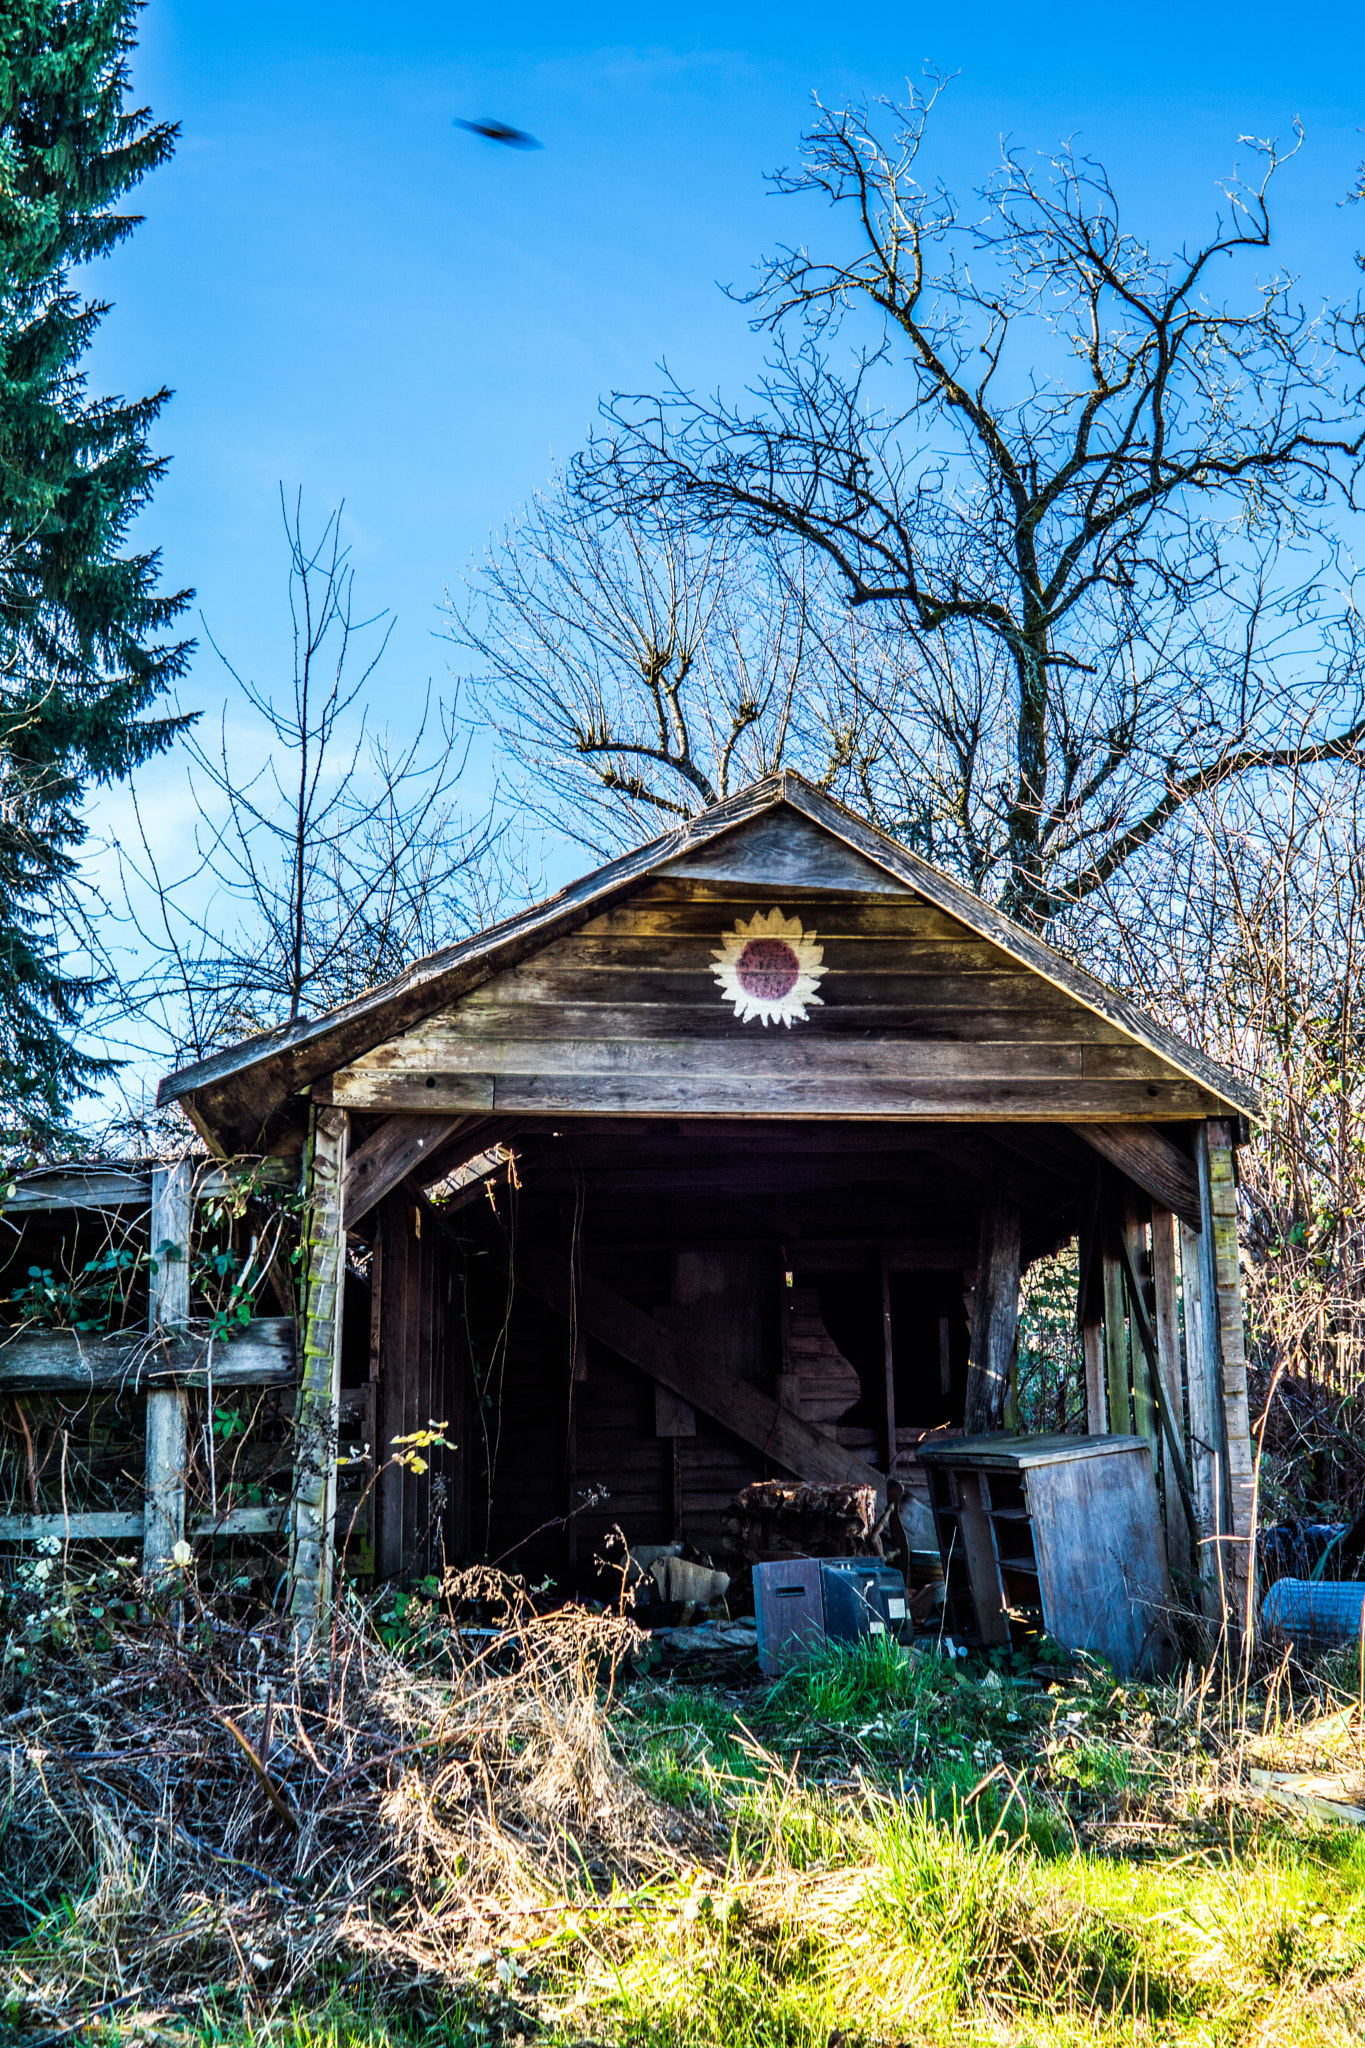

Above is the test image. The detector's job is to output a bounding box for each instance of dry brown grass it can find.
[1,1564,713,2036]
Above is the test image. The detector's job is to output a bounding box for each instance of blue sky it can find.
[79,0,1365,1103]
[97,0,1365,763]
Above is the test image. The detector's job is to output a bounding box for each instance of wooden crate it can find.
[917,1433,1173,1676]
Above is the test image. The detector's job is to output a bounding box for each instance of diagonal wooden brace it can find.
[487,1233,885,1499]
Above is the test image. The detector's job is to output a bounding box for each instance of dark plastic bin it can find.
[753,1557,825,1675]
[820,1558,911,1647]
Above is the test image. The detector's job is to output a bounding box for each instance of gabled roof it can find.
[159,771,1258,1152]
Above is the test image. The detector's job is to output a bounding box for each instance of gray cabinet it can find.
[917,1433,1173,1677]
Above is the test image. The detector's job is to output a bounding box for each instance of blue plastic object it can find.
[1261,1577,1365,1650]
[1259,1523,1348,1583]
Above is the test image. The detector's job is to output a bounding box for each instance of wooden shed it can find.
[158,772,1260,1630]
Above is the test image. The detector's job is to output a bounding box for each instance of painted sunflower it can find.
[710,908,826,1026]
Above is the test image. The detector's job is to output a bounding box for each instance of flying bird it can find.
[453,117,542,150]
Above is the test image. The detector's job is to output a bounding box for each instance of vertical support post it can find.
[290,1105,349,1637]
[144,1161,193,1583]
[880,1247,897,1471]
[1082,1320,1104,1433]
[1125,1190,1158,1467]
[1102,1243,1129,1436]
[1077,1168,1105,1434]
[374,1190,408,1580]
[671,1439,685,1545]
[963,1191,1020,1434]
[565,1332,585,1571]
[938,1315,952,1398]
[1207,1117,1256,1635]
[1180,1207,1222,1614]
[1151,1202,1192,1584]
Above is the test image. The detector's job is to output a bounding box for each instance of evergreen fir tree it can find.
[0,0,192,1147]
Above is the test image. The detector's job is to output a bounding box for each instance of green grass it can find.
[20,1640,1365,2048]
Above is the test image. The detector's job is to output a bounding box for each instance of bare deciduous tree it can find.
[113,491,509,1072]
[448,476,898,859]
[1087,757,1365,1517]
[586,84,1363,923]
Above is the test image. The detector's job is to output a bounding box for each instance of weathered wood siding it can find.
[324,815,1226,1123]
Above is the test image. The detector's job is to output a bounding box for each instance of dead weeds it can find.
[0,1564,714,2040]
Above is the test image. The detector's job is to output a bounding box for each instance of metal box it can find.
[820,1558,910,1647]
[753,1557,825,1675]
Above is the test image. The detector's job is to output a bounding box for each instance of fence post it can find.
[289,1105,349,1638]
[144,1161,193,1583]
[1206,1117,1256,1641]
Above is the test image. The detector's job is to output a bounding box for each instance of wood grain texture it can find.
[320,875,1225,1124]
[1070,1123,1200,1228]
[487,1233,885,1498]
[343,1112,471,1225]
[956,1470,1012,1645]
[1208,1118,1256,1630]
[1151,1204,1192,1583]
[659,810,911,893]
[0,1320,295,1392]
[144,1162,192,1582]
[327,1070,1223,1120]
[1125,1190,1158,1467]
[7,1168,151,1212]
[963,1194,1020,1434]
[352,1038,1089,1081]
[1026,1446,1172,1677]
[289,1106,348,1631]
[1181,1205,1222,1607]
[163,772,1257,1150]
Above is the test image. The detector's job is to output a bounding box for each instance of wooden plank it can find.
[343,1112,471,1225]
[776,779,1259,1117]
[1068,1123,1199,1229]
[655,1384,697,1436]
[327,1069,1224,1119]
[144,1162,192,1583]
[350,1038,1087,1082]
[1125,1191,1158,1466]
[375,1197,407,1579]
[956,1471,1011,1645]
[1208,1117,1256,1633]
[2,1158,298,1214]
[582,896,982,939]
[963,1193,1020,1434]
[162,772,1258,1159]
[0,1503,290,1544]
[1102,1240,1129,1436]
[1151,1202,1192,1583]
[1027,1448,1172,1677]
[288,1105,349,1633]
[1111,1210,1199,1554]
[487,1234,885,1498]
[528,932,1026,975]
[409,997,1135,1045]
[373,966,1096,1012]
[658,807,911,893]
[0,1320,295,1392]
[0,1510,143,1542]
[1181,1202,1223,1611]
[881,1249,897,1473]
[919,1430,1150,1468]
[6,1168,151,1213]
[1082,1319,1104,1435]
